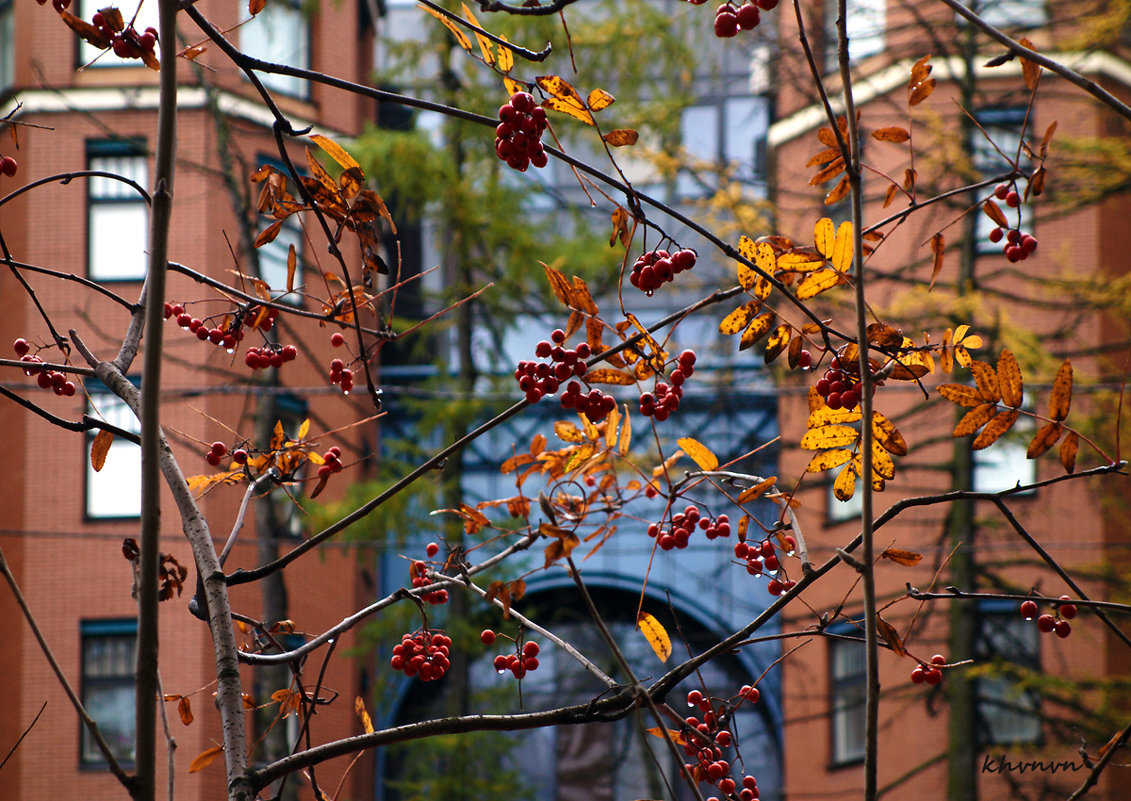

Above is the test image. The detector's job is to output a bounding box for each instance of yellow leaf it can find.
[605,406,620,448]
[997,350,1024,408]
[871,412,908,456]
[91,429,114,472]
[602,129,639,147]
[585,368,636,385]
[580,412,599,443]
[736,236,758,289]
[296,418,310,441]
[188,745,224,774]
[503,75,525,96]
[808,405,862,428]
[677,437,719,471]
[800,425,859,450]
[871,440,895,480]
[1049,359,1072,421]
[637,612,671,662]
[719,300,762,335]
[805,449,853,473]
[763,324,792,364]
[814,217,835,259]
[938,383,984,408]
[776,252,825,272]
[554,421,585,443]
[537,75,593,125]
[419,3,472,51]
[587,88,616,111]
[969,360,1001,402]
[953,402,998,437]
[833,461,857,501]
[461,3,495,66]
[824,174,851,205]
[795,269,842,300]
[736,476,777,503]
[1026,422,1062,459]
[830,221,853,273]
[618,405,631,456]
[972,409,1018,450]
[739,312,775,351]
[355,696,374,734]
[309,134,360,172]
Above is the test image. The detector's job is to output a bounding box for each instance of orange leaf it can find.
[248,0,266,15]
[719,300,763,335]
[543,262,572,307]
[972,409,1018,450]
[997,350,1023,408]
[1059,431,1078,473]
[602,129,639,147]
[872,126,911,143]
[255,220,284,248]
[178,696,194,726]
[189,745,224,774]
[763,324,792,364]
[883,184,899,208]
[1018,38,1041,91]
[928,233,945,290]
[309,134,360,172]
[91,429,114,472]
[1049,359,1072,421]
[677,437,719,471]
[954,402,997,437]
[736,476,777,504]
[355,696,375,734]
[877,616,906,656]
[587,88,616,111]
[637,612,672,662]
[1026,422,1062,459]
[739,312,775,351]
[810,157,845,186]
[970,361,1001,402]
[881,547,922,566]
[983,199,1008,228]
[585,368,636,385]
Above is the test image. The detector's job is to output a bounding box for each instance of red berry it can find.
[930,654,946,665]
[1058,596,1077,619]
[481,629,496,645]
[1036,613,1056,633]
[736,3,760,29]
[425,542,440,557]
[331,332,345,347]
[714,11,739,37]
[1005,190,1020,208]
[911,666,926,684]
[210,441,227,457]
[755,0,777,7]
[1054,620,1072,638]
[988,227,1004,243]
[205,451,222,466]
[797,349,813,369]
[994,183,1010,200]
[0,156,17,177]
[522,640,540,657]
[233,449,249,465]
[924,667,943,685]
[1019,599,1038,620]
[13,338,30,356]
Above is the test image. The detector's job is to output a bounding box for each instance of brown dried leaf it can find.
[883,183,899,208]
[872,126,911,143]
[807,147,842,167]
[825,174,851,207]
[249,0,266,15]
[1059,431,1078,473]
[954,402,997,437]
[1026,421,1062,459]
[1018,38,1041,91]
[787,331,805,368]
[881,547,923,566]
[997,350,1023,408]
[543,263,572,307]
[929,233,945,290]
[610,205,630,248]
[970,361,1001,402]
[178,696,194,726]
[603,129,639,147]
[983,199,1008,227]
[60,10,112,49]
[91,429,114,472]
[809,157,845,186]
[585,368,635,385]
[876,616,906,656]
[255,220,284,248]
[189,745,224,774]
[1049,359,1072,421]
[972,409,1018,450]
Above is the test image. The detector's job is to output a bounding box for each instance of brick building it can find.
[0,2,380,799]
[767,2,1131,800]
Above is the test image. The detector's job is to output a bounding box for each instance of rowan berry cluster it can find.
[515,329,590,403]
[105,20,158,61]
[988,184,1038,262]
[561,382,617,422]
[1021,596,1075,638]
[204,441,228,466]
[0,155,17,178]
[734,536,796,595]
[680,685,763,801]
[36,0,70,12]
[628,248,697,295]
[910,654,945,685]
[710,0,777,37]
[329,359,355,393]
[491,639,541,679]
[640,350,696,421]
[410,561,449,605]
[390,630,451,681]
[245,345,297,370]
[316,446,344,479]
[14,339,78,396]
[495,91,549,172]
[647,505,732,551]
[815,356,880,410]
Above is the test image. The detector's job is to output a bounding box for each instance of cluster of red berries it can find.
[204,441,228,467]
[515,329,590,403]
[495,91,549,172]
[244,344,297,370]
[712,0,776,37]
[680,685,762,801]
[734,537,797,595]
[628,248,698,295]
[245,304,279,332]
[640,350,697,421]
[560,381,617,422]
[988,226,1038,263]
[316,446,344,479]
[910,654,946,685]
[1020,596,1075,638]
[329,359,355,394]
[815,356,880,410]
[648,505,732,551]
[1,155,17,178]
[490,638,541,679]
[410,561,449,605]
[35,0,71,12]
[106,22,158,61]
[390,630,451,682]
[14,339,78,396]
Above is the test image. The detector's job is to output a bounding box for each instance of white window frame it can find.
[88,143,149,282]
[85,388,142,519]
[972,395,1036,493]
[239,0,311,99]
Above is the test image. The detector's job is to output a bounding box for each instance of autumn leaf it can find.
[938,383,983,408]
[795,269,842,300]
[829,221,853,273]
[719,300,762,335]
[91,429,114,472]
[736,475,777,503]
[618,405,632,455]
[587,88,616,111]
[355,696,374,734]
[554,420,585,443]
[1059,431,1078,473]
[801,425,859,450]
[876,616,906,656]
[969,360,1001,402]
[954,402,998,437]
[585,368,635,385]
[763,324,792,363]
[1018,37,1041,90]
[872,126,911,143]
[678,437,719,471]
[1026,422,1062,459]
[637,612,672,662]
[833,461,857,501]
[972,409,1018,450]
[537,75,593,125]
[189,745,224,774]
[997,350,1023,408]
[881,547,922,566]
[739,312,775,351]
[805,449,853,473]
[309,134,361,172]
[1049,360,1072,421]
[602,129,639,147]
[872,412,908,456]
[928,233,945,290]
[178,696,193,726]
[814,217,835,258]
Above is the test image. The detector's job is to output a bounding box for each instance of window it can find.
[825,0,886,71]
[972,396,1036,492]
[86,386,142,519]
[958,0,1047,31]
[677,96,769,197]
[829,630,866,764]
[81,619,137,765]
[88,141,149,281]
[239,0,311,98]
[1,0,14,93]
[77,0,158,67]
[828,479,863,523]
[972,108,1032,252]
[975,600,1040,744]
[259,215,304,303]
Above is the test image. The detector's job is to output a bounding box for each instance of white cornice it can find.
[768,51,1131,147]
[2,85,347,138]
